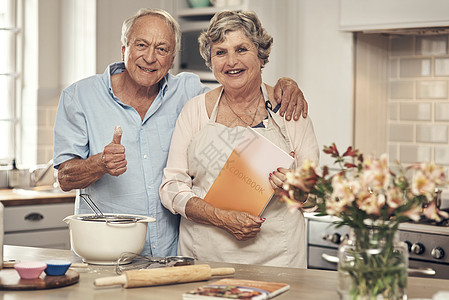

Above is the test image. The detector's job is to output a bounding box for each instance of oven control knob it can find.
[331,233,341,244]
[322,233,341,244]
[431,247,445,259]
[411,243,425,255]
[404,241,412,252]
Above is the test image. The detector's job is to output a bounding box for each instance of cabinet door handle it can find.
[24,212,44,221]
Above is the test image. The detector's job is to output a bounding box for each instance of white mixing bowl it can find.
[63,214,155,265]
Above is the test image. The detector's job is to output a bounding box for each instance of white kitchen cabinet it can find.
[340,0,449,31]
[5,229,70,249]
[3,203,74,249]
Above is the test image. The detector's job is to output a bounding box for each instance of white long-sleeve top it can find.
[159,87,319,267]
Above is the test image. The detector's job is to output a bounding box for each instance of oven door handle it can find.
[321,253,339,264]
[322,253,436,276]
[407,267,436,276]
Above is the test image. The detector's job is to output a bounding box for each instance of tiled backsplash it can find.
[388,34,449,169]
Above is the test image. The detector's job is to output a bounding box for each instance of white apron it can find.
[178,86,306,268]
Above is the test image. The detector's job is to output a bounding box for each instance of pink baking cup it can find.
[14,261,47,279]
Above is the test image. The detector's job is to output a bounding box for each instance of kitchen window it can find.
[0,0,21,164]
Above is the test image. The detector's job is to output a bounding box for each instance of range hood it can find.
[340,0,449,33]
[363,26,449,36]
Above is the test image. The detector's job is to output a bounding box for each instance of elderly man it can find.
[54,8,308,257]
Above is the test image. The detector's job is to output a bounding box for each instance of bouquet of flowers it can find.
[280,144,449,300]
[281,143,448,227]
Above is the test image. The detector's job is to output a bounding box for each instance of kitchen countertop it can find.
[2,245,449,299]
[0,188,75,207]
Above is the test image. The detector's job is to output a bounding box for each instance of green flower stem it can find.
[339,227,407,300]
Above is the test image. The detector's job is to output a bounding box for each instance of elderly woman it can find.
[159,10,319,268]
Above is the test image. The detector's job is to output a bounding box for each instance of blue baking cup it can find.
[44,260,72,276]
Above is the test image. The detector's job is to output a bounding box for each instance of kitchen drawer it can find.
[308,245,338,271]
[4,229,70,249]
[4,202,74,232]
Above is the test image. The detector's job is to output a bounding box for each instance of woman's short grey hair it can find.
[121,8,181,55]
[199,10,273,70]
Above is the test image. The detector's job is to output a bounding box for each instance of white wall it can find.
[248,0,300,86]
[22,0,61,165]
[96,0,174,73]
[60,0,96,89]
[294,0,354,166]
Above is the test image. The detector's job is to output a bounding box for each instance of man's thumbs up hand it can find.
[112,125,122,144]
[101,125,127,176]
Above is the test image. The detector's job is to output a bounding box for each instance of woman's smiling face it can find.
[210,30,264,92]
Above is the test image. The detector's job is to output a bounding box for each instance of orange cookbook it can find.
[203,127,294,216]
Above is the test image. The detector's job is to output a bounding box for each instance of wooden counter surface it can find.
[0,188,75,207]
[2,245,449,299]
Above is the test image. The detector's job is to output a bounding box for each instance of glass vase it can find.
[337,226,408,300]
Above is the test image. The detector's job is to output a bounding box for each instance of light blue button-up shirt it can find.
[54,62,208,256]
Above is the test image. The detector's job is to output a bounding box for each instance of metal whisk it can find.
[115,252,195,274]
[79,193,104,216]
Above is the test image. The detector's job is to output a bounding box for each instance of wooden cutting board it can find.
[0,269,79,290]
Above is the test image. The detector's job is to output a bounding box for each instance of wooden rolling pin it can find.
[94,264,235,288]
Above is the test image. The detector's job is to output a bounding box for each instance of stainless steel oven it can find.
[306,216,449,279]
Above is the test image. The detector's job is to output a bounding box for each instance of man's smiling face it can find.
[121,14,175,89]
